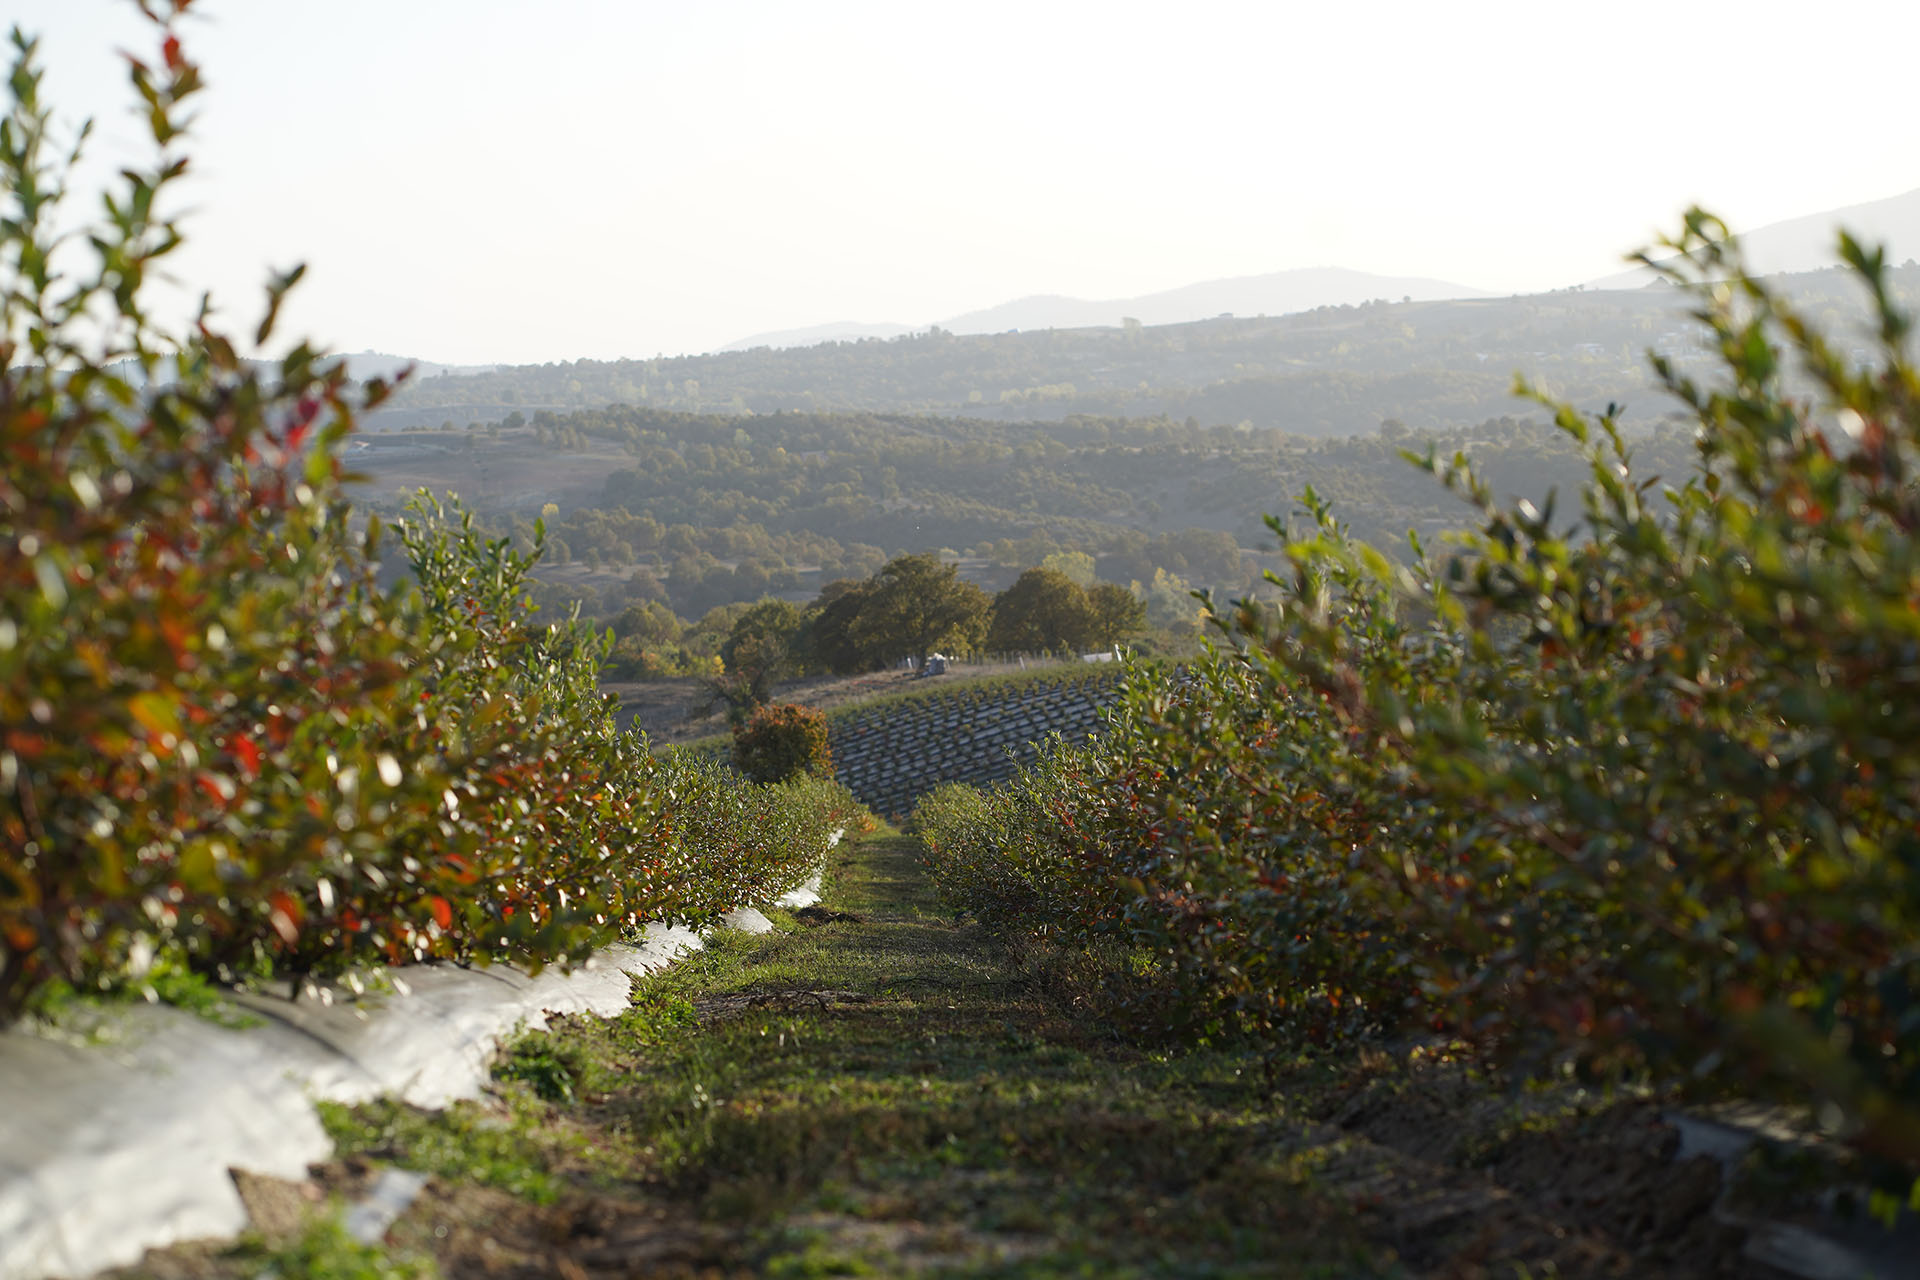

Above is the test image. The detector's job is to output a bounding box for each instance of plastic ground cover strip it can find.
[0,866,829,1280]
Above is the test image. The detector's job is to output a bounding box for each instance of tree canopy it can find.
[988,568,1098,655]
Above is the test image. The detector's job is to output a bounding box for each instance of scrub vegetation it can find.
[918,218,1920,1221]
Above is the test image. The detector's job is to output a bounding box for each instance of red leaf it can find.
[233,735,261,779]
[429,896,452,929]
[268,892,301,944]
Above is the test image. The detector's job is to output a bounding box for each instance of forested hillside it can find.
[349,259,1911,634]
[349,403,1697,623]
[369,265,1919,435]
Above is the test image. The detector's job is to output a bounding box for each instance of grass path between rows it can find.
[127,834,1750,1279]
[344,833,1381,1279]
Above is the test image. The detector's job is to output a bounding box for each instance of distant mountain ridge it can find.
[336,351,498,382]
[939,267,1489,334]
[722,321,913,352]
[723,266,1488,352]
[1587,185,1920,290]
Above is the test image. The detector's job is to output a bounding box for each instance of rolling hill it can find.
[936,266,1488,334]
[721,266,1489,352]
[1588,185,1920,289]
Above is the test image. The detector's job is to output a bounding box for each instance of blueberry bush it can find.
[920,216,1920,1172]
[0,6,854,1021]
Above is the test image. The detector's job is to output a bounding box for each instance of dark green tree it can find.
[719,597,809,706]
[804,578,880,675]
[610,600,681,647]
[987,568,1097,654]
[850,554,989,666]
[1085,581,1147,648]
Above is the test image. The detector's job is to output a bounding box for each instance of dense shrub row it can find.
[648,760,864,921]
[916,756,1131,951]
[920,218,1920,1170]
[0,13,855,1023]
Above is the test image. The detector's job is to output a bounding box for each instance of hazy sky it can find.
[10,0,1919,364]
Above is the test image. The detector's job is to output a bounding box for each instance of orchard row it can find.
[0,12,860,1023]
[920,220,1920,1179]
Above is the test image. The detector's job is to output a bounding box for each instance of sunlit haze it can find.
[12,0,1919,364]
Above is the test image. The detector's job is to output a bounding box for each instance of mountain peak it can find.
[1586,185,1920,290]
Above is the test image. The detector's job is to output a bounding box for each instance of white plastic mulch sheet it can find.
[0,835,843,1280]
[0,925,701,1280]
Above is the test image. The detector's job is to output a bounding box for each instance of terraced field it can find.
[670,666,1126,817]
[823,669,1124,818]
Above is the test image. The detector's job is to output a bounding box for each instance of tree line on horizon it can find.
[603,550,1150,709]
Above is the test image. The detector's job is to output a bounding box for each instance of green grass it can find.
[224,1217,438,1280]
[314,1080,634,1206]
[320,833,1386,1277]
[26,954,263,1034]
